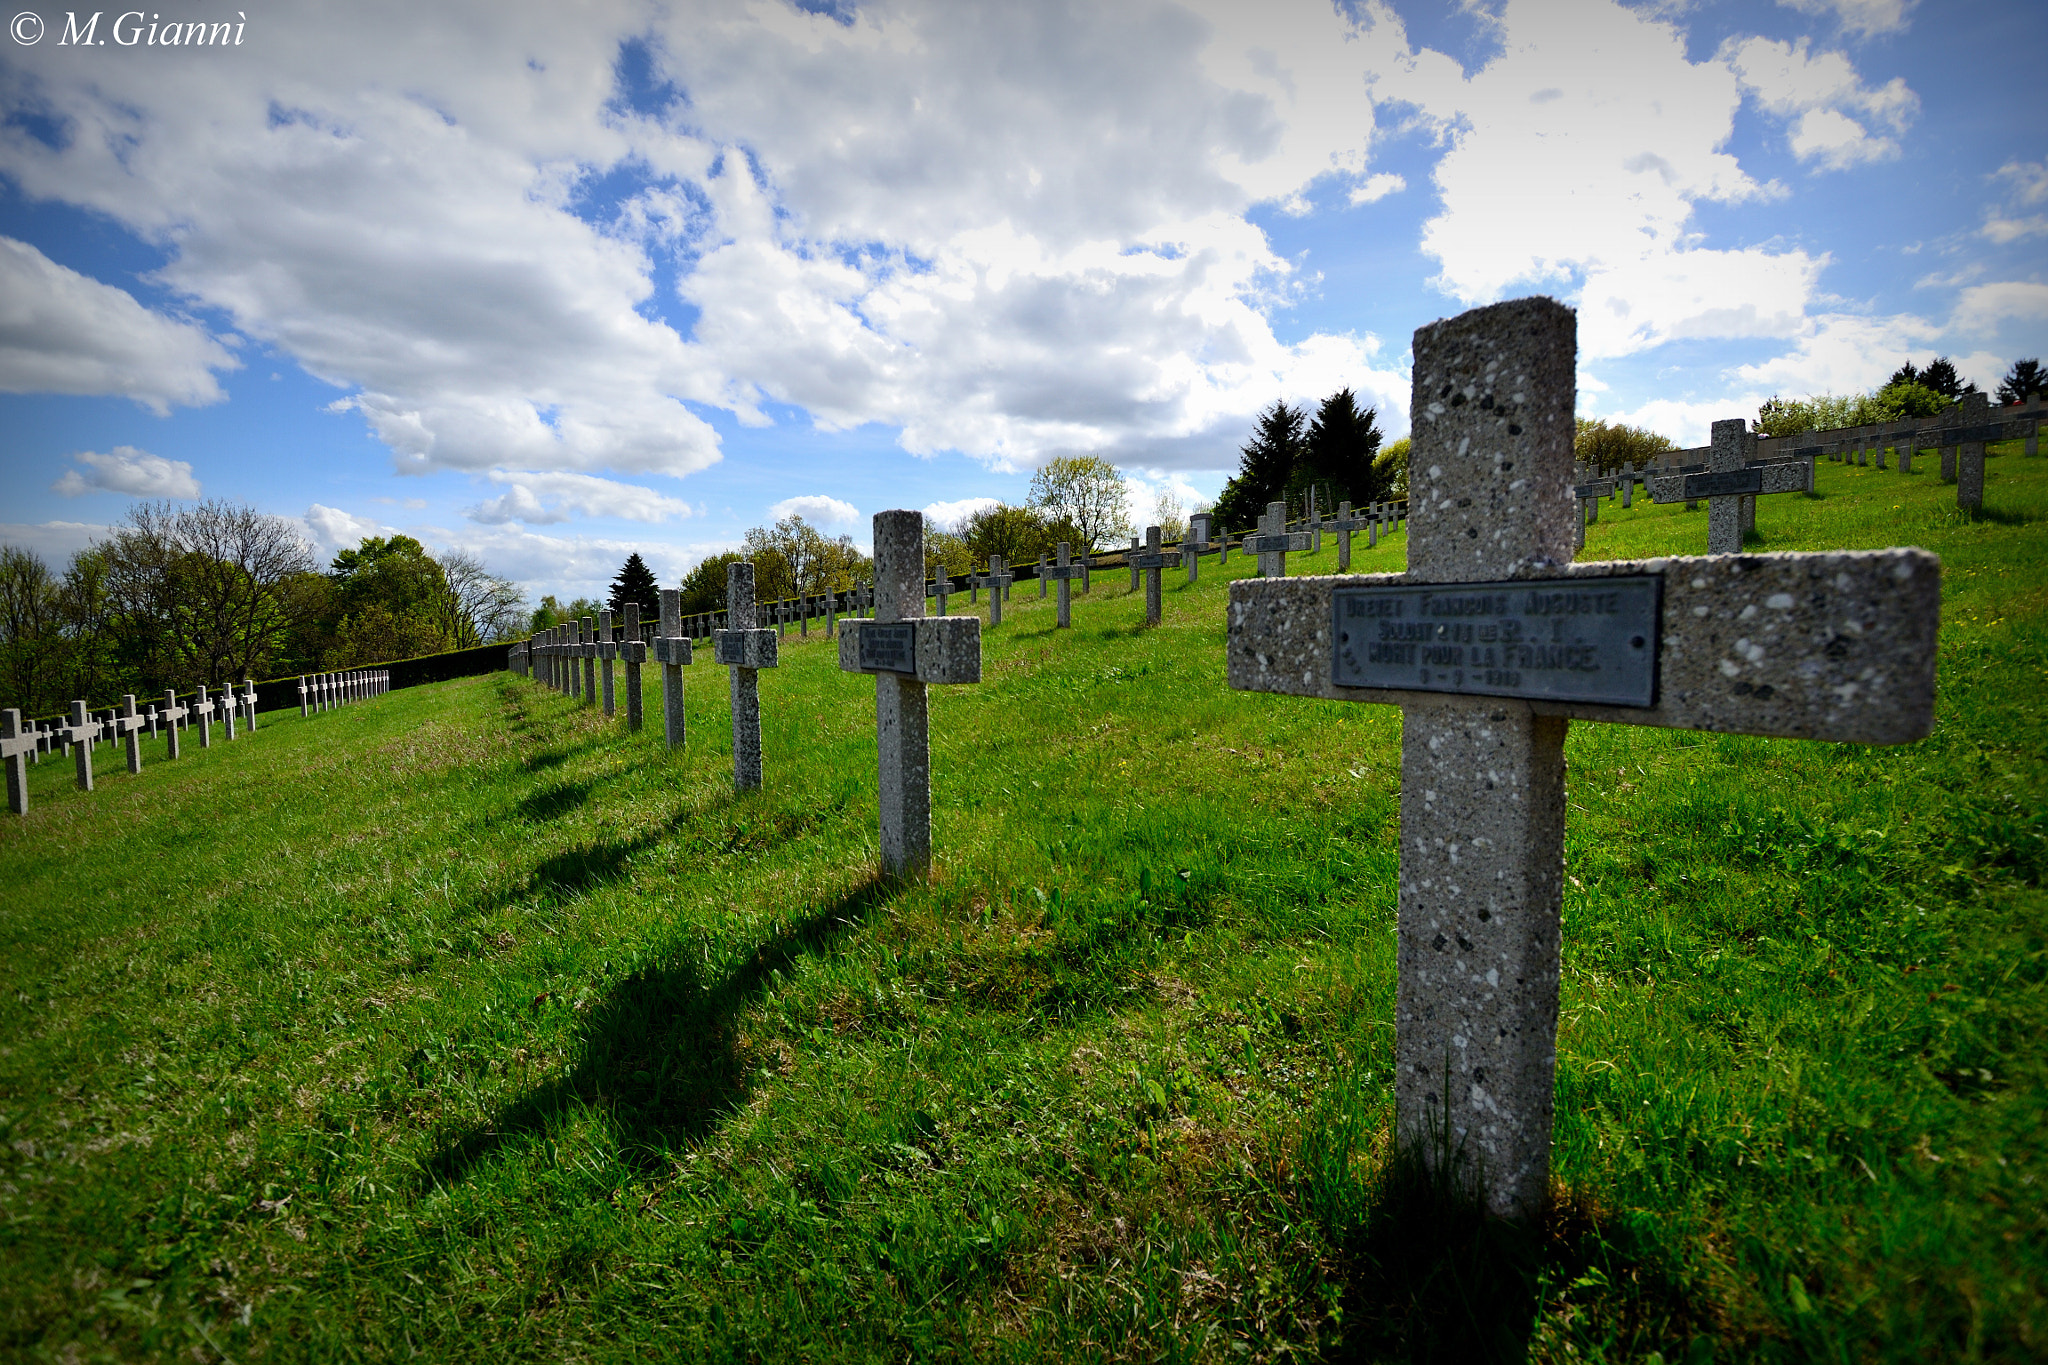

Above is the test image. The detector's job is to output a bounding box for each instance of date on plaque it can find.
[858,622,917,674]
[1332,575,1661,707]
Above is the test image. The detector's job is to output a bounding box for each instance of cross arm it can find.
[838,617,982,684]
[652,636,692,665]
[1646,461,1808,503]
[1227,549,1939,745]
[713,628,778,669]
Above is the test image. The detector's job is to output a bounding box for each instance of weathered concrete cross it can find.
[981,555,1013,626]
[1183,513,1213,584]
[654,589,692,749]
[579,616,598,706]
[1645,420,1810,553]
[1327,501,1369,571]
[1042,542,1083,628]
[712,562,778,791]
[160,688,187,760]
[2,709,34,814]
[1227,297,1940,1220]
[64,700,101,790]
[1244,500,1312,577]
[620,602,647,732]
[598,608,619,717]
[1129,526,1173,625]
[837,510,982,878]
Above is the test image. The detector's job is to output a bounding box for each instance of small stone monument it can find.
[654,588,692,749]
[837,510,982,878]
[712,562,778,790]
[1227,296,1940,1221]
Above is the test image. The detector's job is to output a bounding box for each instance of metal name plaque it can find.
[1332,575,1661,707]
[1683,467,1763,499]
[858,622,917,674]
[714,635,743,666]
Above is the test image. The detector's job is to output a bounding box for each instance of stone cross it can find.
[117,694,145,774]
[241,680,260,732]
[194,685,214,748]
[2,709,33,814]
[598,608,619,717]
[712,562,777,790]
[1130,526,1173,625]
[1226,296,1940,1221]
[1183,513,1213,584]
[65,700,100,790]
[983,555,1012,626]
[1244,500,1312,577]
[1306,485,1323,553]
[837,510,982,878]
[621,602,646,731]
[1126,535,1142,592]
[1327,501,1369,571]
[161,689,187,760]
[580,616,598,706]
[1043,542,1083,628]
[1645,420,1809,553]
[654,588,693,748]
[933,572,953,617]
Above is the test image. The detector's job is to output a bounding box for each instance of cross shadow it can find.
[514,779,596,823]
[425,873,889,1182]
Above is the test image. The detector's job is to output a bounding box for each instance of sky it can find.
[1,0,2043,605]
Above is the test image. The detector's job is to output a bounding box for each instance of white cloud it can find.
[920,497,1001,529]
[1722,37,1916,170]
[768,494,862,527]
[0,521,115,566]
[301,504,396,559]
[1776,0,1916,39]
[1952,283,2048,331]
[1349,173,1406,205]
[51,446,201,499]
[1984,159,2048,243]
[467,471,695,526]
[0,237,234,413]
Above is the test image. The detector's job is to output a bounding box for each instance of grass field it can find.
[3,449,2044,1362]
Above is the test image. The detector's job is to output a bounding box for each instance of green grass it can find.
[3,449,2044,1362]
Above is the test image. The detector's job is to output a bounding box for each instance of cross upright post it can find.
[838,511,982,879]
[161,689,184,759]
[1130,526,1171,625]
[1328,501,1367,571]
[598,608,618,717]
[985,555,1010,626]
[1955,392,1991,511]
[1127,535,1141,592]
[1184,513,1213,584]
[194,685,213,748]
[1307,485,1322,553]
[242,680,260,732]
[654,588,692,749]
[621,602,646,732]
[120,694,143,774]
[712,562,777,790]
[580,617,598,706]
[1227,296,1940,1220]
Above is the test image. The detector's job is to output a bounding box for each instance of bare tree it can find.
[100,500,317,687]
[436,548,527,647]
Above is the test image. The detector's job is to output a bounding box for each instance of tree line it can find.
[0,501,524,718]
[1756,356,2043,438]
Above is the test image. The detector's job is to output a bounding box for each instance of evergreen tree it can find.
[1212,401,1304,532]
[607,552,660,622]
[1294,388,1387,512]
[1893,357,1976,402]
[1997,358,2044,404]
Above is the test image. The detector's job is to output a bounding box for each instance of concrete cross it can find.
[241,680,260,733]
[64,700,101,790]
[2,709,34,814]
[1645,420,1810,553]
[193,684,215,748]
[1125,535,1142,592]
[1327,501,1369,571]
[1243,500,1312,577]
[712,562,778,790]
[1182,513,1214,584]
[1227,296,1940,1220]
[837,510,982,878]
[621,602,647,732]
[933,572,953,617]
[1129,526,1173,625]
[116,694,146,774]
[983,555,1013,626]
[654,588,693,748]
[160,689,187,760]
[598,608,619,717]
[1042,542,1084,628]
[1307,485,1323,554]
[579,616,598,706]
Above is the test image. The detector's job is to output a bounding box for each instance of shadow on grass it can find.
[1300,1103,1716,1364]
[514,778,596,823]
[426,872,889,1182]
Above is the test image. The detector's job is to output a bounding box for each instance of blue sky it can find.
[2,0,2042,603]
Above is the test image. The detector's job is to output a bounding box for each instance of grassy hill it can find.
[3,450,2044,1362]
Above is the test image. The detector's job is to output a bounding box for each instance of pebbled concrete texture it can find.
[1225,549,1940,746]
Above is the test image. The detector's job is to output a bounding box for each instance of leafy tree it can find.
[1212,401,1303,533]
[1148,487,1187,542]
[1373,438,1410,500]
[0,545,61,715]
[437,549,525,647]
[530,595,568,631]
[923,525,975,578]
[1028,456,1131,552]
[958,503,1057,568]
[679,552,746,619]
[1997,358,2044,404]
[1874,381,1946,420]
[607,553,660,623]
[1574,418,1675,473]
[1294,388,1387,511]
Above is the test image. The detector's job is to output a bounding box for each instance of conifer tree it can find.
[1212,401,1303,532]
[607,552,660,622]
[1294,388,1387,512]
[1997,358,2043,404]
